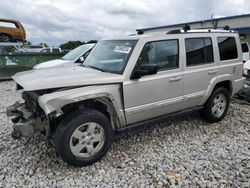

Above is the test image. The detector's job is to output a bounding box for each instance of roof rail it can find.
[166,28,236,35]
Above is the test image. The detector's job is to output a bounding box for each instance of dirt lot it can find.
[0,81,250,188]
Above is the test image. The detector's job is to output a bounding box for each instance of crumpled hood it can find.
[13,66,124,91]
[33,59,73,69]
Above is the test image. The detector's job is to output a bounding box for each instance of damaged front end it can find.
[6,91,49,139]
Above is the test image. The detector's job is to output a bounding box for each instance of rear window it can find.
[0,21,16,28]
[217,37,238,61]
[185,37,214,66]
[241,43,249,53]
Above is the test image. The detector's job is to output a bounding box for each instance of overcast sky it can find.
[1,0,250,46]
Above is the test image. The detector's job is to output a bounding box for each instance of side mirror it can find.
[76,56,85,63]
[131,64,158,79]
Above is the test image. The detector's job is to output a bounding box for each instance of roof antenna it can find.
[211,13,214,20]
[183,24,191,32]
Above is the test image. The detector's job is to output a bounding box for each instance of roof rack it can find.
[223,25,230,30]
[166,25,235,34]
[183,24,191,32]
[137,30,144,35]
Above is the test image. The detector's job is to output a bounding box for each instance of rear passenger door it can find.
[183,37,217,108]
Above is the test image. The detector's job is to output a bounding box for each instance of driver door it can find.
[123,39,184,124]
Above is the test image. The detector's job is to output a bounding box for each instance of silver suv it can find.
[7,29,245,166]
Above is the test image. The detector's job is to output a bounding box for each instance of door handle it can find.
[208,70,218,75]
[169,76,182,82]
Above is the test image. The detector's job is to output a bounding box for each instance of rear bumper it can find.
[232,77,246,95]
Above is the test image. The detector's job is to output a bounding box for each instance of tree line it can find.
[60,40,98,50]
[23,40,98,50]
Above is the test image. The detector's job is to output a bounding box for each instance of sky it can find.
[0,0,250,46]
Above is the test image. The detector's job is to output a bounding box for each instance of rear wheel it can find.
[0,34,12,42]
[55,109,113,167]
[201,87,230,123]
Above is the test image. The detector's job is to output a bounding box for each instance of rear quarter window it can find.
[241,43,249,53]
[217,37,238,61]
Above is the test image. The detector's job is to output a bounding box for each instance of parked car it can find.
[7,29,245,167]
[0,43,28,54]
[0,18,26,42]
[241,42,250,62]
[40,47,62,53]
[23,45,45,53]
[241,42,250,85]
[33,43,95,69]
[243,60,250,85]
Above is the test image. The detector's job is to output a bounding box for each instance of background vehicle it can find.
[7,29,245,167]
[0,43,28,53]
[40,47,62,53]
[241,42,250,85]
[244,60,250,85]
[33,43,95,69]
[241,42,249,62]
[0,19,26,42]
[23,45,45,53]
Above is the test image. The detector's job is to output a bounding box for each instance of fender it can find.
[38,84,126,127]
[199,74,233,105]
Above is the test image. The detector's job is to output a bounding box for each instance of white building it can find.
[137,13,250,44]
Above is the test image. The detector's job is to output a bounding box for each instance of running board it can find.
[117,106,203,133]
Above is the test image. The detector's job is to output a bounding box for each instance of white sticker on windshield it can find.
[114,46,131,54]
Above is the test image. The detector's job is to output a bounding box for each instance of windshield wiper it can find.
[83,65,104,72]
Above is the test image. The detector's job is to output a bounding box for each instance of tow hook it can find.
[11,130,22,140]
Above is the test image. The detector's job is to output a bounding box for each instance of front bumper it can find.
[7,102,39,138]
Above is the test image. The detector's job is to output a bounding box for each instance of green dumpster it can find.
[0,52,66,79]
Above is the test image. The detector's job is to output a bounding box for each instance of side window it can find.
[185,37,214,66]
[217,37,238,61]
[137,40,179,71]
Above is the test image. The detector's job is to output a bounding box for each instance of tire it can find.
[201,87,230,123]
[0,34,11,42]
[55,108,113,167]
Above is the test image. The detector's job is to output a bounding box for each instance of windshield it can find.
[62,45,92,60]
[83,40,137,74]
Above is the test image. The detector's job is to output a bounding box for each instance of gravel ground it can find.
[0,81,250,188]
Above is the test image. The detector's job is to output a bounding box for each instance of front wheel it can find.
[55,109,113,167]
[201,87,230,123]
